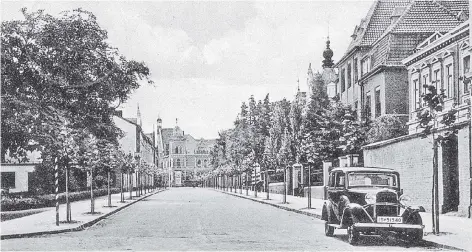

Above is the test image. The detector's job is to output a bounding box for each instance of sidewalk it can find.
[215,187,472,251]
[1,188,166,239]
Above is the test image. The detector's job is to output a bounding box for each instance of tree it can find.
[1,8,152,162]
[417,84,457,234]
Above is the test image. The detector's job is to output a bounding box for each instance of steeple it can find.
[156,114,162,129]
[137,103,142,126]
[322,37,334,69]
[297,78,300,93]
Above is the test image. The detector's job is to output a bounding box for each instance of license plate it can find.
[377,216,403,223]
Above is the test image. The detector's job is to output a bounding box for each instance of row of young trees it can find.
[209,73,406,181]
[1,9,156,220]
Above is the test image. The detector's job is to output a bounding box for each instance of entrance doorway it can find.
[442,136,459,213]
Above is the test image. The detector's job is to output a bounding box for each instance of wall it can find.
[385,68,409,116]
[1,164,35,193]
[302,186,326,199]
[364,126,471,216]
[363,71,386,119]
[113,116,136,155]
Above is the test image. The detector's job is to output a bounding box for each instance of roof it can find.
[160,128,173,145]
[340,0,412,64]
[367,0,468,70]
[331,167,397,173]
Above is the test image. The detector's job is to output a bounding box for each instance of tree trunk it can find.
[90,170,94,214]
[433,138,440,234]
[66,164,71,222]
[120,172,124,202]
[107,171,111,207]
[129,172,133,200]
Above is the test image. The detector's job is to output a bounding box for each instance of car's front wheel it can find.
[324,221,334,236]
[404,212,423,244]
[347,225,359,245]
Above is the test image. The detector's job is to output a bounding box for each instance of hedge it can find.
[1,188,120,211]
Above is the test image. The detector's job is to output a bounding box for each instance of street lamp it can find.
[283,166,287,204]
[307,164,312,209]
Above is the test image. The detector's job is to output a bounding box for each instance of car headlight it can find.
[399,194,411,207]
[365,193,376,204]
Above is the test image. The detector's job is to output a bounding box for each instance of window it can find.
[335,173,345,187]
[197,160,202,167]
[445,64,453,98]
[464,56,470,74]
[413,79,420,110]
[1,172,15,189]
[354,58,358,82]
[433,69,441,92]
[365,92,372,119]
[204,159,208,167]
[375,87,381,118]
[347,63,352,88]
[176,159,181,167]
[422,73,429,95]
[175,146,179,154]
[341,68,346,92]
[464,56,470,93]
[361,57,370,76]
[328,173,335,187]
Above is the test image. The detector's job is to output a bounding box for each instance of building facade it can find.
[364,20,471,216]
[155,118,215,186]
[332,0,468,122]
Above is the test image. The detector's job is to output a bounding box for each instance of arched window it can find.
[203,159,208,167]
[176,159,181,167]
[197,160,202,167]
[175,146,179,154]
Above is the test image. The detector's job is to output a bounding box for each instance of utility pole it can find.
[283,166,287,204]
[54,157,59,226]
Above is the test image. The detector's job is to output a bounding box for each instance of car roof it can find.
[330,166,398,173]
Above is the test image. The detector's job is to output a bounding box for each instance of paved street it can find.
[1,188,449,251]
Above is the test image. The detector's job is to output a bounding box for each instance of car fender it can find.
[401,205,425,221]
[322,201,333,221]
[343,203,372,224]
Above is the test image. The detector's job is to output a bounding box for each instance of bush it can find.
[1,188,120,211]
[366,115,408,144]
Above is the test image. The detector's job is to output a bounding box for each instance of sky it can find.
[2,0,375,139]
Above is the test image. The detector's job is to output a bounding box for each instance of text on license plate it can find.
[377,216,403,223]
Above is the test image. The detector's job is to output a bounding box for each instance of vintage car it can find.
[322,167,425,245]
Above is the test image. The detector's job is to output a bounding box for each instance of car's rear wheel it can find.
[347,225,359,245]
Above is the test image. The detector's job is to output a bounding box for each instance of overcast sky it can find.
[2,0,374,139]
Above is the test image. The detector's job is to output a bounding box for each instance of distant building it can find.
[155,118,215,186]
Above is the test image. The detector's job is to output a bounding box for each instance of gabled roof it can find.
[367,0,468,71]
[338,0,412,65]
[160,128,173,145]
[381,0,467,35]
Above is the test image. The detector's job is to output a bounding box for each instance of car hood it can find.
[349,187,398,195]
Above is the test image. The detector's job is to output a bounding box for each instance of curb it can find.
[216,189,322,219]
[1,189,167,240]
[214,189,465,251]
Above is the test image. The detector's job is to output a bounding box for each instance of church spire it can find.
[322,36,334,68]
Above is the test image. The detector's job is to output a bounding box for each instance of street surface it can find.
[1,188,447,251]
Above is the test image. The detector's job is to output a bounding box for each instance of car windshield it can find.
[348,172,398,188]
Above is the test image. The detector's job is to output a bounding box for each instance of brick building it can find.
[364,20,471,216]
[155,118,215,187]
[332,0,468,122]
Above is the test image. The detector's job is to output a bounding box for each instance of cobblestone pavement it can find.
[1,188,450,251]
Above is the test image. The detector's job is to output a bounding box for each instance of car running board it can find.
[327,224,342,229]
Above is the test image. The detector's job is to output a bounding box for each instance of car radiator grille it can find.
[376,191,398,217]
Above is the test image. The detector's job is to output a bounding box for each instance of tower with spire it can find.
[322,37,334,68]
